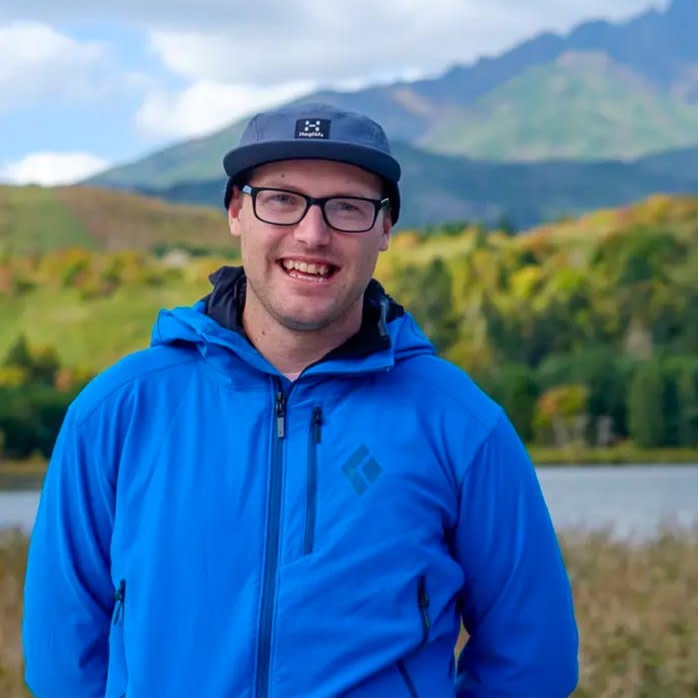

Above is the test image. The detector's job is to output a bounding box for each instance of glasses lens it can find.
[324,198,376,232]
[255,189,307,224]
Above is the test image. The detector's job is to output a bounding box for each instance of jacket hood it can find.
[150,266,434,378]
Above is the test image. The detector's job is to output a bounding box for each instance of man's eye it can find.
[260,191,302,207]
[270,193,296,204]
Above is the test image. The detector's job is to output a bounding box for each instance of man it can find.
[23,103,578,697]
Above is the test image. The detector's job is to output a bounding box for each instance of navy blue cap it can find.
[223,103,401,224]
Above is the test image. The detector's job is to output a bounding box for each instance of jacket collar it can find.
[203,266,404,360]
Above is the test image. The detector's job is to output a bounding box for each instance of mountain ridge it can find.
[86,0,698,229]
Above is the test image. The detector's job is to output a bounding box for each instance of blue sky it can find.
[0,0,665,185]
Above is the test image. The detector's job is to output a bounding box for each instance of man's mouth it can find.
[279,258,338,281]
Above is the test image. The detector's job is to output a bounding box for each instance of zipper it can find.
[112,579,126,625]
[417,575,431,648]
[303,407,323,555]
[397,659,420,698]
[395,576,430,698]
[255,379,288,698]
[274,390,287,439]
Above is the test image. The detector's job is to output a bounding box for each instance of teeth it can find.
[282,259,331,276]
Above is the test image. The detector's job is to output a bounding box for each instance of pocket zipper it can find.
[417,575,431,648]
[112,579,126,625]
[303,407,323,555]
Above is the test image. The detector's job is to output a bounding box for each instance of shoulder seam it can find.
[399,358,499,433]
[72,353,199,427]
[459,406,507,491]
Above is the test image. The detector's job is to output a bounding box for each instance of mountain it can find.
[85,0,698,228]
[0,185,229,255]
[635,145,698,177]
[411,0,698,105]
[134,143,698,231]
[88,0,698,193]
[420,52,698,161]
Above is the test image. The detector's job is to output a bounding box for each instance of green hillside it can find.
[0,185,232,255]
[2,192,698,460]
[422,53,698,161]
[5,146,698,254]
[0,187,95,254]
[89,122,246,190]
[1,191,697,375]
[130,142,698,231]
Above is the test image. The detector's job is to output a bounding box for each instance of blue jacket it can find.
[23,273,578,697]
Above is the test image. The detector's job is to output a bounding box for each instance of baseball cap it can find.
[222,102,401,224]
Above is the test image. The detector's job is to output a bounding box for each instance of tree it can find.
[667,357,698,448]
[479,362,537,442]
[391,258,459,354]
[627,360,667,448]
[533,384,589,447]
[3,334,32,370]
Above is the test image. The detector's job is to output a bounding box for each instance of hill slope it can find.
[0,185,231,254]
[134,142,698,230]
[422,52,698,161]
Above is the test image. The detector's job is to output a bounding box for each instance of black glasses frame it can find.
[241,184,390,233]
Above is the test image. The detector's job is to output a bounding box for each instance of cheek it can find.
[239,226,278,264]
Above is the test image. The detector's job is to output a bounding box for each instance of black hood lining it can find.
[203,266,404,360]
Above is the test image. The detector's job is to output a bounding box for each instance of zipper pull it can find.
[275,391,287,439]
[312,407,323,443]
[112,579,126,625]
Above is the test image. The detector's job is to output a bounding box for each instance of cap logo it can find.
[295,118,331,139]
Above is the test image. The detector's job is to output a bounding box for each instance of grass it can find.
[0,461,46,491]
[530,444,698,466]
[0,268,217,371]
[0,185,233,255]
[0,186,94,254]
[2,528,697,697]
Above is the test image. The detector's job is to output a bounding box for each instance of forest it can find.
[1,193,698,461]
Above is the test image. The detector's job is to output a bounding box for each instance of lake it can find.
[1,465,697,540]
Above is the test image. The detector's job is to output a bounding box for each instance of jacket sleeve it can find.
[23,404,116,698]
[453,410,579,698]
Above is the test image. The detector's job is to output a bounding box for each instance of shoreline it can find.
[1,448,698,491]
[530,446,698,466]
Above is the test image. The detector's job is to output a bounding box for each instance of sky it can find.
[0,0,666,186]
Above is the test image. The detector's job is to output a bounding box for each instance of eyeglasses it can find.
[241,184,390,233]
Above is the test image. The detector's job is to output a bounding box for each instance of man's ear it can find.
[379,211,392,252]
[227,187,243,238]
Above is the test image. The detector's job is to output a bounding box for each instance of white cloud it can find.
[142,0,664,89]
[0,22,112,111]
[0,152,110,185]
[5,0,665,37]
[135,80,316,139]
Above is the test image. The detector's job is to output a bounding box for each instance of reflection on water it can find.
[1,465,697,540]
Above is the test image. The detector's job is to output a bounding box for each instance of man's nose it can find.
[293,203,332,246]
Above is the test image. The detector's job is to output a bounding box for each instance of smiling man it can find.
[23,103,579,698]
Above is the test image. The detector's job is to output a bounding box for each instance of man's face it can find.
[228,159,391,335]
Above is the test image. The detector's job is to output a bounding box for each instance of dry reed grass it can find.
[2,528,697,697]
